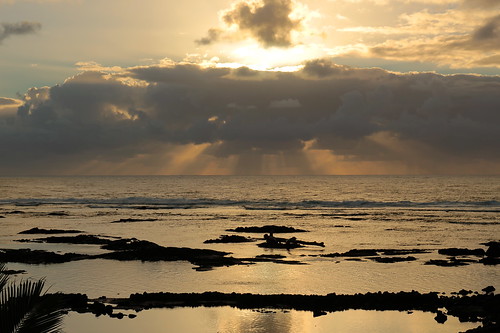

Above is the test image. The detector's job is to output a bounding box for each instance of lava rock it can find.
[226,225,308,233]
[204,235,255,243]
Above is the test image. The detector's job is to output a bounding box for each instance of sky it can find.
[0,0,499,175]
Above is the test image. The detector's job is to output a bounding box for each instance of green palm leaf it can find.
[0,264,64,333]
[0,263,9,291]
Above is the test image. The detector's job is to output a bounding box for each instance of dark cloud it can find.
[0,21,41,44]
[0,60,499,174]
[198,0,303,48]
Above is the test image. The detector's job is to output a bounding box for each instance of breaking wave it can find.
[1,197,499,211]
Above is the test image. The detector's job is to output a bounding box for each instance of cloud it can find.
[463,0,500,9]
[0,59,499,175]
[470,14,500,49]
[363,11,500,68]
[196,28,224,46]
[0,97,21,106]
[0,21,41,44]
[197,0,304,48]
[327,2,500,69]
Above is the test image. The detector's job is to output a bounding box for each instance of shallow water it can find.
[63,307,480,333]
[1,176,499,331]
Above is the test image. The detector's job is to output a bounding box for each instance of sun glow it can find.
[227,42,325,70]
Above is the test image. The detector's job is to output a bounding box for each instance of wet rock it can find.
[482,286,495,294]
[18,227,83,234]
[313,310,327,317]
[257,242,303,249]
[97,238,244,270]
[0,248,90,264]
[438,248,485,257]
[434,310,447,323]
[0,269,26,275]
[248,255,305,265]
[479,257,500,265]
[255,254,286,259]
[110,312,124,319]
[485,242,500,258]
[204,235,255,243]
[21,234,112,245]
[226,225,308,233]
[60,290,498,329]
[369,256,417,263]
[343,249,379,256]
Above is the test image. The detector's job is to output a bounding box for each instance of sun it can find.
[216,41,325,71]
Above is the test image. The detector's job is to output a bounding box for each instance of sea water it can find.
[1,176,499,332]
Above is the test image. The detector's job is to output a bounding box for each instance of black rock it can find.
[226,225,308,233]
[482,286,495,294]
[438,248,485,257]
[47,211,69,216]
[370,256,417,263]
[485,242,500,258]
[111,218,158,223]
[204,235,255,243]
[435,310,447,324]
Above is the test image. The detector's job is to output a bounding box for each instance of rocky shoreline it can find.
[1,225,499,332]
[3,226,498,269]
[59,289,498,332]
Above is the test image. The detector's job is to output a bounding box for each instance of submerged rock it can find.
[111,218,158,223]
[323,249,379,257]
[424,258,475,267]
[0,248,90,264]
[18,227,83,234]
[20,234,112,245]
[47,211,70,216]
[369,256,417,263]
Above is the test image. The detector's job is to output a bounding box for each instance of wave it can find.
[0,197,499,210]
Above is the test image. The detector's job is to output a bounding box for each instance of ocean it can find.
[1,175,499,332]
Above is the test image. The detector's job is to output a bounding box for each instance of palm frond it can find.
[0,278,64,333]
[0,262,9,291]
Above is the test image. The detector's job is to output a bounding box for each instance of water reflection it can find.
[64,307,479,333]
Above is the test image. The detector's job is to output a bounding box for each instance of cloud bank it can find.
[327,1,500,69]
[0,59,499,175]
[0,21,41,44]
